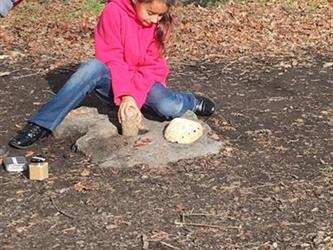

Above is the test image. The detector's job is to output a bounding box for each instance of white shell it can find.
[164,118,203,144]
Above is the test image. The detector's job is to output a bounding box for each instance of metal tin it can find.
[4,156,28,172]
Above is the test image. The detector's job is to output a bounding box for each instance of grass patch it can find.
[65,0,105,20]
[81,0,105,15]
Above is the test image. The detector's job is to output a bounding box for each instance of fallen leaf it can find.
[175,203,186,213]
[25,151,34,158]
[80,168,90,177]
[74,181,86,192]
[133,138,152,148]
[323,62,333,68]
[105,224,118,230]
[0,55,10,60]
[0,72,10,77]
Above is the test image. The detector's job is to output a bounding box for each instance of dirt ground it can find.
[0,51,332,249]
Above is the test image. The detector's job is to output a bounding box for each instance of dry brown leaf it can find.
[25,151,34,158]
[175,203,186,213]
[133,138,152,148]
[1,0,332,66]
[80,168,90,177]
[74,181,86,192]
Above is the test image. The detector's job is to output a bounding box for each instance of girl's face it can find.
[133,0,169,27]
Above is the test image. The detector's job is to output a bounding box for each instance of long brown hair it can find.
[156,11,173,55]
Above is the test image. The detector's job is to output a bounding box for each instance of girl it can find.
[9,0,215,149]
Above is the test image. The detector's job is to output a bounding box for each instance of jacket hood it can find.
[109,0,137,19]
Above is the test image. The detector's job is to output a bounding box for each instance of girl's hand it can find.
[118,96,143,127]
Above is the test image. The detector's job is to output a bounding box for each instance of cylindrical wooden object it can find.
[121,106,139,136]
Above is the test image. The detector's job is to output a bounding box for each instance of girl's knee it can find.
[155,98,183,119]
[70,59,107,81]
[64,59,107,91]
[80,59,106,74]
[148,84,186,118]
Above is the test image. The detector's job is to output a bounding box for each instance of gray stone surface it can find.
[54,107,118,142]
[54,107,223,168]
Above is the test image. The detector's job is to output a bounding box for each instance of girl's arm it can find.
[95,4,135,106]
[130,40,169,107]
[95,4,143,126]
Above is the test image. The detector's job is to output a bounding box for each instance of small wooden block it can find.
[29,162,49,180]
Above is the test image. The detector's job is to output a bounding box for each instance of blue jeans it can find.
[0,0,14,17]
[30,59,197,131]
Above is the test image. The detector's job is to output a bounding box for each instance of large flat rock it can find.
[54,107,223,168]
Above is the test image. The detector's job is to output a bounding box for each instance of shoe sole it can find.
[194,95,216,116]
[8,135,48,150]
[195,105,216,116]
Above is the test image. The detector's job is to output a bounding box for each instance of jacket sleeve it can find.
[131,41,169,108]
[94,4,134,106]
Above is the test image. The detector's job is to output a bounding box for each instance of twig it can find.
[176,213,239,229]
[160,241,180,250]
[141,234,149,250]
[42,89,56,95]
[221,61,236,71]
[175,221,231,229]
[13,71,45,80]
[183,213,222,217]
[50,196,75,219]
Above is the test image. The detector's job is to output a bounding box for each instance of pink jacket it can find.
[95,0,170,108]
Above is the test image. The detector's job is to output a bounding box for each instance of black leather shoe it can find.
[9,123,50,149]
[194,95,216,116]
